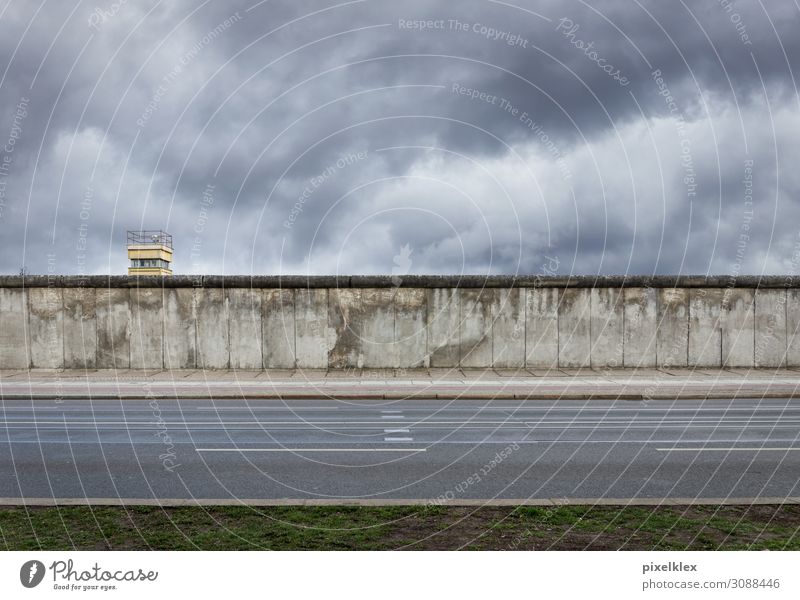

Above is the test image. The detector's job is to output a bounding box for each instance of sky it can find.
[0,0,798,277]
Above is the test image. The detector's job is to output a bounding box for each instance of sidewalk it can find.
[2,368,800,399]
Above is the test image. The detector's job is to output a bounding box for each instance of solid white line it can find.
[383,437,413,442]
[4,418,799,425]
[195,448,425,453]
[6,406,799,413]
[657,447,800,452]
[5,440,800,446]
[523,424,800,430]
[384,428,410,433]
[522,418,800,424]
[4,425,800,433]
[194,407,340,411]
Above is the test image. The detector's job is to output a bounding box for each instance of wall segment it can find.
[3,276,800,369]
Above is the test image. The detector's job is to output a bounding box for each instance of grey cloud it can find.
[0,0,797,277]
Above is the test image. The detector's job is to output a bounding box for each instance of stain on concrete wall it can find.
[328,289,364,369]
[361,289,396,368]
[228,289,262,370]
[196,288,228,369]
[755,289,787,367]
[460,289,493,368]
[492,288,524,368]
[722,288,754,367]
[590,288,623,368]
[788,289,800,368]
[130,288,163,370]
[295,288,328,369]
[623,287,656,368]
[96,288,130,369]
[559,288,591,368]
[427,288,460,367]
[28,288,63,368]
[0,288,29,368]
[657,288,688,368]
[525,288,558,369]
[263,289,295,369]
[689,289,723,368]
[63,288,96,369]
[394,288,427,368]
[164,288,196,370]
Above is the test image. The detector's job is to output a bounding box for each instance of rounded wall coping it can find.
[2,275,800,289]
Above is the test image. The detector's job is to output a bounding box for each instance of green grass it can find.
[0,505,798,550]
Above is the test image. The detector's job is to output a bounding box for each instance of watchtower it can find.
[127,230,173,276]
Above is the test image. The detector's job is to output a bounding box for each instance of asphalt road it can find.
[1,398,799,502]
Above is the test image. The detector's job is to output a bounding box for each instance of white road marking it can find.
[4,418,800,425]
[6,405,800,413]
[4,425,800,433]
[194,407,340,411]
[657,447,800,452]
[195,448,425,453]
[4,439,800,446]
[11,378,800,387]
[383,437,414,442]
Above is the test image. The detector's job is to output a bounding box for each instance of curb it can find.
[1,497,799,507]
[5,391,800,400]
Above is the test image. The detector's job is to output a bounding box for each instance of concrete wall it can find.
[3,276,800,370]
[622,287,657,368]
[526,288,558,369]
[164,288,196,370]
[63,287,96,369]
[0,288,28,368]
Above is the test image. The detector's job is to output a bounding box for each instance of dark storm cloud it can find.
[0,0,797,276]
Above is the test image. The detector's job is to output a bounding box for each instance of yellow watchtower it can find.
[127,230,173,276]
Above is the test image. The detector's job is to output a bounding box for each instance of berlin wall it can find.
[1,275,800,370]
